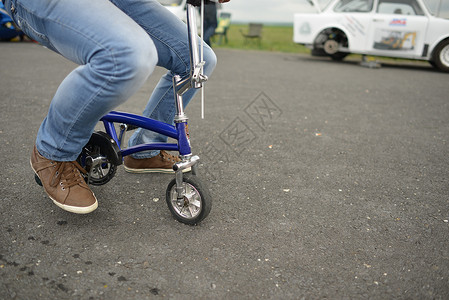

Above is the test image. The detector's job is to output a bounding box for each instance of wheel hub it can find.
[324,39,339,55]
[171,183,201,219]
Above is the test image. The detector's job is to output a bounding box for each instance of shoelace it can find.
[49,161,87,189]
[159,151,178,163]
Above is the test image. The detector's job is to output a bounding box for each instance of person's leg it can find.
[203,25,216,46]
[113,0,217,161]
[9,0,157,213]
[203,4,217,46]
[9,0,157,161]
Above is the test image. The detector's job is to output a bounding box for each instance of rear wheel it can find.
[77,131,122,186]
[432,40,449,72]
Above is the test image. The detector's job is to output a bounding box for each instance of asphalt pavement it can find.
[1,42,448,299]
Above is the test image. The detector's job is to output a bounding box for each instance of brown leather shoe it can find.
[30,145,98,214]
[124,150,190,174]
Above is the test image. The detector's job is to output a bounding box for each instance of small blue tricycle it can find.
[73,3,211,225]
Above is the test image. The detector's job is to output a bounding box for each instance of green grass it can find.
[212,24,309,54]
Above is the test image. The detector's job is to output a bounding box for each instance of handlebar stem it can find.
[186,4,203,89]
[173,3,208,121]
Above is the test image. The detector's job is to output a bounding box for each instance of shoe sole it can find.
[30,160,98,214]
[51,197,98,214]
[123,165,191,174]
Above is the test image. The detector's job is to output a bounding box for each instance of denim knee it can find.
[202,45,217,76]
[118,38,157,95]
[93,36,157,105]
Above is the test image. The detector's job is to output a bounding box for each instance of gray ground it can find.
[1,43,448,299]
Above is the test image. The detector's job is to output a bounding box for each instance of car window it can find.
[377,0,425,16]
[334,0,374,12]
[423,0,449,18]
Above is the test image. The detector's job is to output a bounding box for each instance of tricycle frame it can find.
[80,3,211,224]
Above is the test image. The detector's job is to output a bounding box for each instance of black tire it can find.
[311,48,327,57]
[77,131,121,186]
[85,161,117,186]
[330,52,349,61]
[165,174,212,225]
[432,40,449,72]
[311,47,349,60]
[314,28,349,61]
[35,174,42,186]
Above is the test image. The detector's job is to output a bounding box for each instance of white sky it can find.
[220,0,449,23]
[220,0,314,23]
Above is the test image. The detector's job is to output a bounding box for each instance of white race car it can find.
[293,0,449,72]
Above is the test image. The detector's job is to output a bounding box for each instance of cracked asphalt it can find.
[1,42,448,299]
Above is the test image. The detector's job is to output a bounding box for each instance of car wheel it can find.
[432,40,449,72]
[311,47,327,57]
[314,28,349,61]
[330,52,349,61]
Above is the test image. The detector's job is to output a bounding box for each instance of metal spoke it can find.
[188,205,196,217]
[179,205,188,217]
[170,182,201,219]
[185,190,197,201]
[94,166,105,178]
[190,199,201,209]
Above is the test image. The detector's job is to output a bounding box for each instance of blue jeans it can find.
[4,0,217,161]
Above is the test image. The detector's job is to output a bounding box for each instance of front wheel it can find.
[432,40,449,72]
[166,174,212,225]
